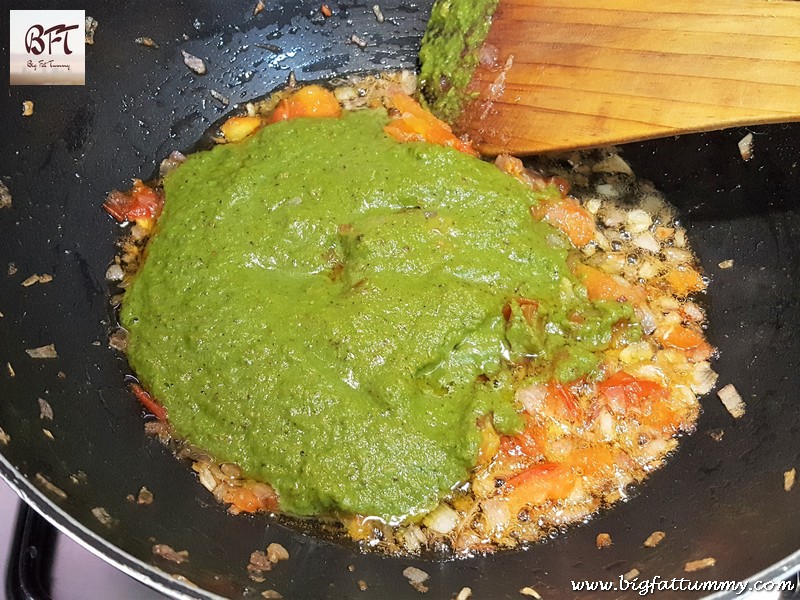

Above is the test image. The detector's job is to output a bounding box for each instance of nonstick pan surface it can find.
[2,1,800,598]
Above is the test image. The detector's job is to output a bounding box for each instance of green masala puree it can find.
[122,110,630,522]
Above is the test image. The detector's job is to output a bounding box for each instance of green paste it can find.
[122,110,632,522]
[419,0,498,124]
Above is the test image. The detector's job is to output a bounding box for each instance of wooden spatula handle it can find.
[456,0,800,154]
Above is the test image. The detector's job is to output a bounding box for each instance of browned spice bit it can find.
[8,263,17,276]
[320,3,332,17]
[684,557,716,573]
[643,530,666,548]
[85,16,98,44]
[137,486,154,505]
[287,70,297,88]
[519,587,542,599]
[181,50,207,75]
[347,564,356,572]
[738,133,754,161]
[22,273,54,287]
[358,580,368,591]
[718,259,734,269]
[210,89,230,106]
[109,328,129,351]
[596,532,612,549]
[372,4,385,23]
[0,181,11,209]
[455,587,472,600]
[134,37,159,48]
[42,429,55,440]
[623,568,640,581]
[26,344,58,359]
[261,592,283,599]
[57,371,66,379]
[717,383,745,418]
[403,566,430,593]
[266,542,289,563]
[126,494,136,502]
[6,362,15,377]
[707,428,724,442]
[35,473,68,501]
[153,543,189,564]
[254,0,265,15]
[22,101,34,117]
[350,34,367,49]
[248,550,272,581]
[0,427,10,445]
[38,398,53,420]
[785,468,796,492]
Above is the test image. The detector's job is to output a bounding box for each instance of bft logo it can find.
[9,10,85,85]
[25,23,80,56]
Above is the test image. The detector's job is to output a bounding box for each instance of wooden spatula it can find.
[420,0,800,155]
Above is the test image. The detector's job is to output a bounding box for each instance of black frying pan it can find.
[2,1,800,598]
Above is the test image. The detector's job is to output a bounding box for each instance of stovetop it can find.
[1,480,163,600]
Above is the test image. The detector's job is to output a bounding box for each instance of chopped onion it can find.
[455,587,472,600]
[684,557,716,572]
[785,468,796,492]
[593,154,633,176]
[632,232,660,253]
[105,264,124,282]
[626,209,653,234]
[423,503,459,534]
[738,133,754,161]
[481,498,510,534]
[26,344,58,359]
[692,362,718,395]
[717,383,745,418]
[662,247,692,263]
[402,566,430,593]
[402,525,426,552]
[643,530,665,548]
[623,568,640,581]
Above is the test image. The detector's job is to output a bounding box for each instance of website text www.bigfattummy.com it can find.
[570,575,797,595]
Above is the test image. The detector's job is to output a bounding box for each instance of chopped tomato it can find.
[572,263,647,306]
[384,93,477,156]
[500,415,545,460]
[503,297,540,324]
[220,115,265,142]
[568,445,616,479]
[268,85,342,123]
[531,196,595,247]
[597,371,668,415]
[547,381,583,422]
[641,400,684,433]
[657,323,707,351]
[223,486,262,513]
[656,323,714,362]
[130,383,168,422]
[502,462,575,505]
[664,265,705,296]
[103,180,164,224]
[517,381,583,424]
